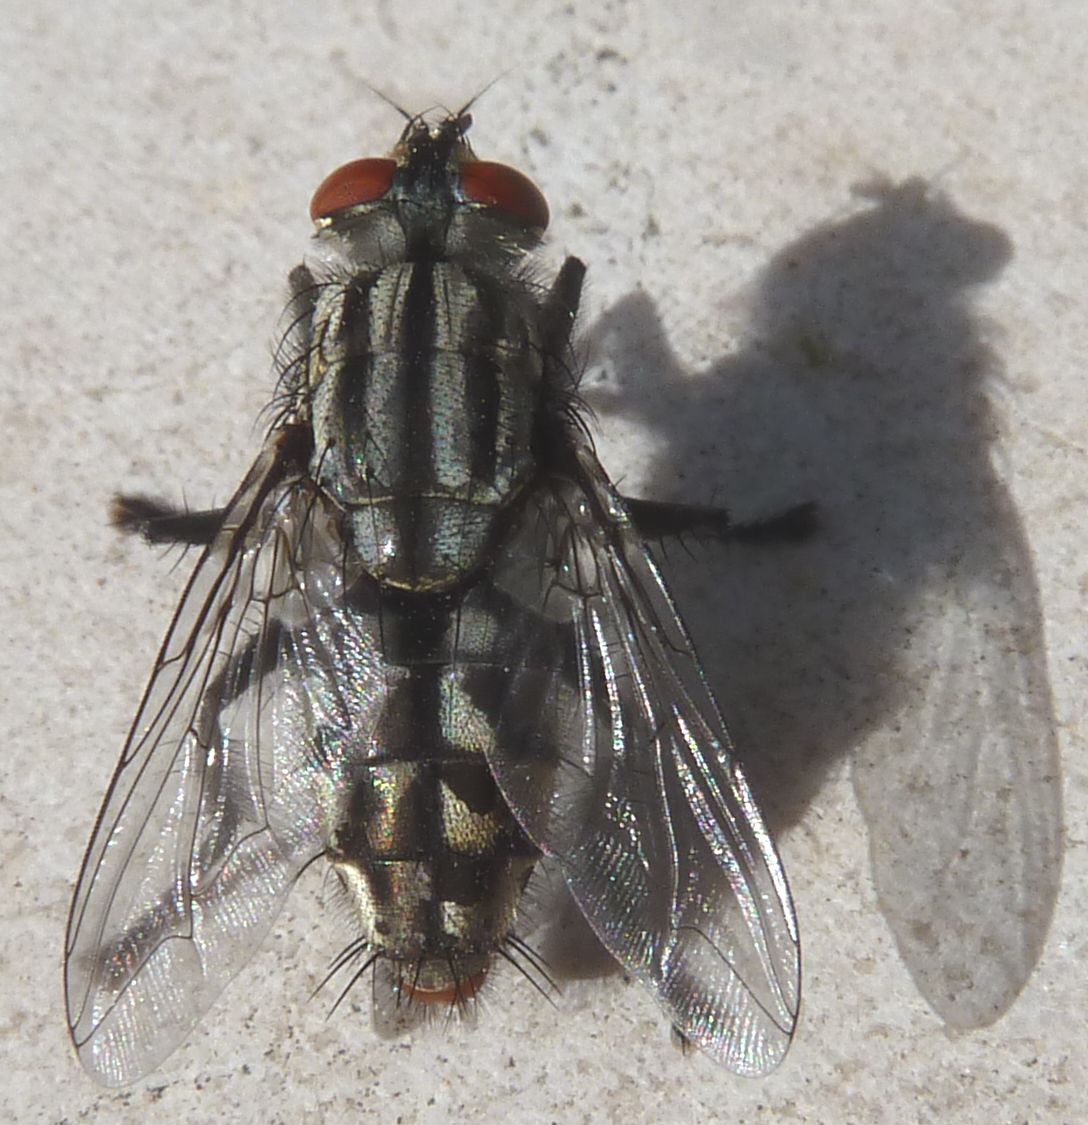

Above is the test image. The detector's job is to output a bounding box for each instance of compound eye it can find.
[309,158,397,223]
[458,161,549,230]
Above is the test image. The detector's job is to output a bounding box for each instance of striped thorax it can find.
[305,114,550,593]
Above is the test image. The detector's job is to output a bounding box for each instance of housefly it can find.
[65,108,800,1086]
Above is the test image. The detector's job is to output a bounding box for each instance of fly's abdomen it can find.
[309,259,542,591]
[327,664,539,1001]
[323,582,568,1001]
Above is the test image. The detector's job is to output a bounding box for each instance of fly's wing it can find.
[481,444,800,1074]
[65,429,377,1086]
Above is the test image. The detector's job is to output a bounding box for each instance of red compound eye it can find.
[459,161,549,230]
[309,158,397,222]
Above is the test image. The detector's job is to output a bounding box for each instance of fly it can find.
[64,107,801,1086]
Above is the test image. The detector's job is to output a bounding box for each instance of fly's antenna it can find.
[454,71,512,122]
[358,79,414,123]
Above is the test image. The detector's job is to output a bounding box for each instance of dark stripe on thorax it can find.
[400,260,438,486]
[398,261,439,579]
[463,270,502,484]
[337,280,376,479]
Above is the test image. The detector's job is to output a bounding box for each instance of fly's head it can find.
[309,112,550,262]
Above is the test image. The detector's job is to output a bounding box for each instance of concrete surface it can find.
[2,1,1085,1122]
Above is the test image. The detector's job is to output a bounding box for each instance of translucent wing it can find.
[65,428,380,1086]
[480,442,800,1074]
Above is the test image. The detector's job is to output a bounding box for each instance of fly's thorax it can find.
[306,258,544,591]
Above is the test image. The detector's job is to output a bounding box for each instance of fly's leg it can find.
[111,262,321,552]
[111,421,315,548]
[540,256,587,356]
[535,255,590,471]
[727,500,818,544]
[539,254,816,548]
[625,497,818,546]
[110,495,227,546]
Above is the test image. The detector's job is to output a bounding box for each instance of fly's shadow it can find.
[582,179,1062,1030]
